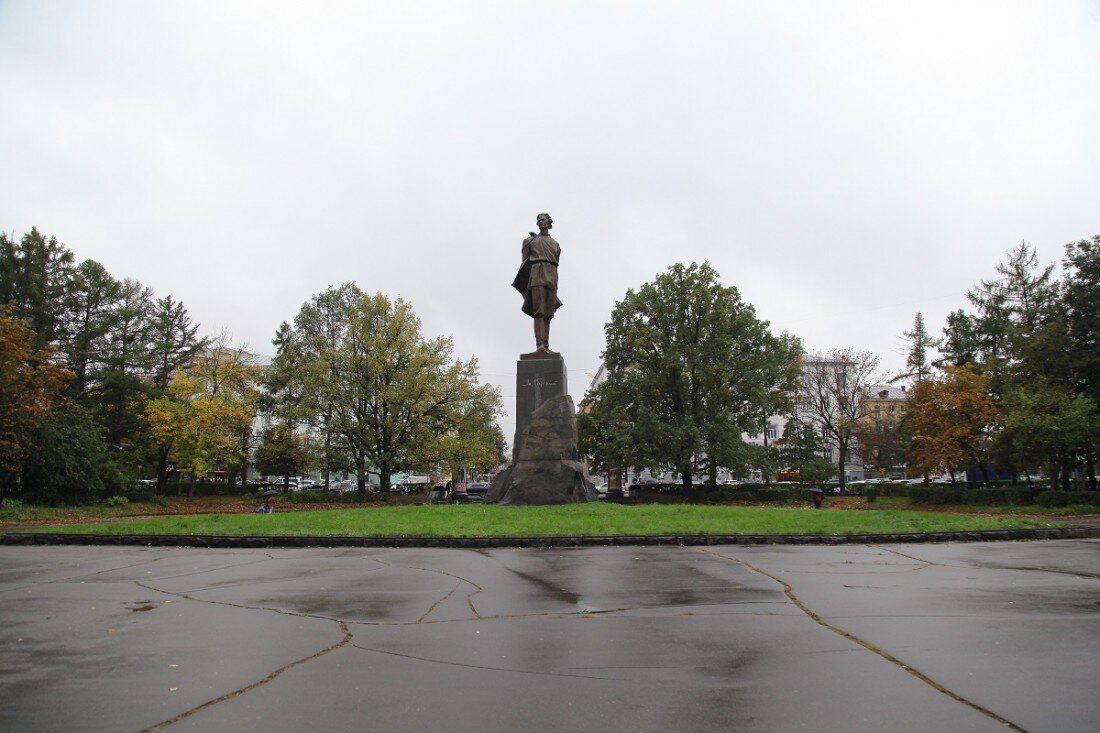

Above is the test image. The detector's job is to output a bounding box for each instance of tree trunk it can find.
[1049,458,1059,492]
[379,462,392,493]
[1086,446,1097,492]
[155,448,169,497]
[357,455,367,494]
[1060,452,1072,490]
[323,432,331,490]
[681,464,692,496]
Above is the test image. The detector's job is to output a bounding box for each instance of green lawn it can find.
[23,503,1061,537]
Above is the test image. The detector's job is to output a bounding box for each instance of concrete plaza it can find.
[1,540,1098,732]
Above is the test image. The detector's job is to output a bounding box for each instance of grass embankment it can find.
[23,503,1061,538]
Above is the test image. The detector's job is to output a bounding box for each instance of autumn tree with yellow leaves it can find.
[145,336,261,495]
[903,365,1000,482]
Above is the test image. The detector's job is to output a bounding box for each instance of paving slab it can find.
[1,541,1097,732]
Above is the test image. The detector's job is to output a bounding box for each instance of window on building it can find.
[748,431,759,439]
[766,427,777,440]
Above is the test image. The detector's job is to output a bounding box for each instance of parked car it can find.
[466,482,491,498]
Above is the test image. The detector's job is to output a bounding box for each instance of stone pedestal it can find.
[488,394,598,505]
[513,354,567,460]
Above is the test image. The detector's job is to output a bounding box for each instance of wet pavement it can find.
[1,540,1097,732]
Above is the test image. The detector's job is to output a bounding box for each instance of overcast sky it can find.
[2,1,1098,442]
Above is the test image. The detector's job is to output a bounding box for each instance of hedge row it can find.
[258,491,391,505]
[1036,491,1100,508]
[908,486,1041,505]
[630,484,814,502]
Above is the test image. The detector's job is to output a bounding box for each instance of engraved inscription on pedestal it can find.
[513,355,567,460]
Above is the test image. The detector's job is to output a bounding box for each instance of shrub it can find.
[864,487,879,503]
[0,498,27,520]
[961,487,1038,506]
[104,496,129,507]
[629,483,812,503]
[276,491,382,505]
[19,406,109,504]
[877,484,910,498]
[908,486,963,504]
[1036,491,1100,508]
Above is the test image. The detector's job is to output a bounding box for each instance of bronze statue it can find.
[512,212,563,354]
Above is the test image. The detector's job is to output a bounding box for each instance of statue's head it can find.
[536,212,553,231]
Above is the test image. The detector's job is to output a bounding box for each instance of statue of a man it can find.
[512,212,563,353]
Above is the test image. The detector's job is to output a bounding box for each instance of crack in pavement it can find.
[877,545,1100,580]
[700,548,1030,733]
[373,558,485,619]
[178,563,385,595]
[348,642,622,681]
[132,579,353,731]
[141,619,352,732]
[416,579,462,623]
[145,553,278,581]
[135,579,356,626]
[0,555,165,595]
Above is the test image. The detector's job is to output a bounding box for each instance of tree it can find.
[0,313,71,489]
[254,422,311,490]
[893,312,937,384]
[62,259,122,399]
[145,336,260,495]
[967,242,1063,393]
[281,285,502,493]
[579,262,802,492]
[145,295,207,490]
[1063,235,1100,490]
[0,228,76,348]
[149,295,206,392]
[1000,383,1094,491]
[936,309,981,369]
[853,420,906,479]
[797,349,881,489]
[272,285,360,488]
[95,278,155,453]
[775,418,836,484]
[903,365,1000,482]
[422,384,506,482]
[20,405,108,503]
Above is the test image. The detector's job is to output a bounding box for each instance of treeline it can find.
[897,238,1099,490]
[580,237,1099,494]
[1,228,504,504]
[1,228,215,501]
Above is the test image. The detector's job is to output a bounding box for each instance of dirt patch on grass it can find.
[0,494,412,530]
